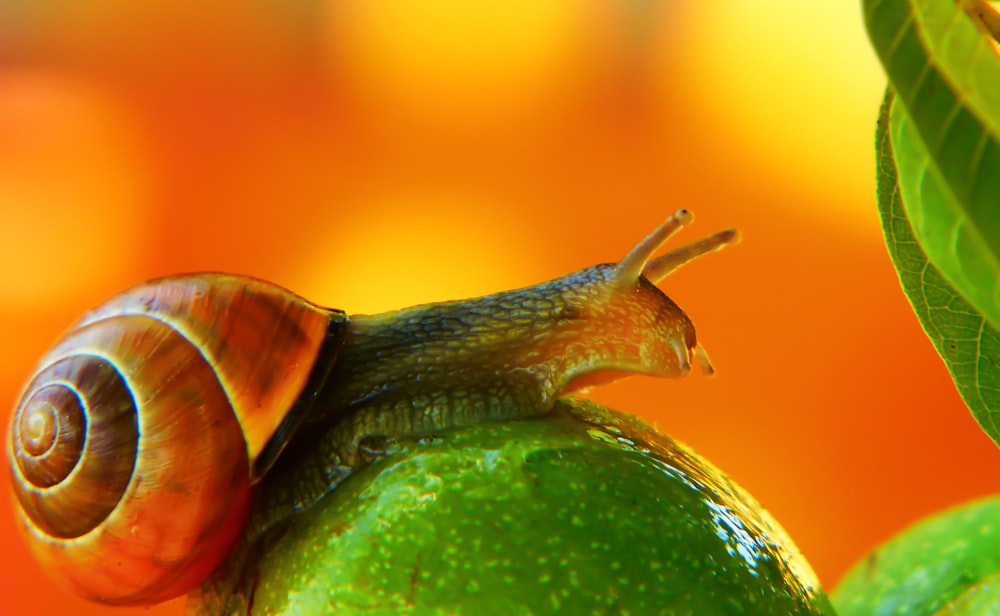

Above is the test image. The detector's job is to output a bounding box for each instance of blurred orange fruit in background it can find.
[1,2,997,615]
[0,72,149,307]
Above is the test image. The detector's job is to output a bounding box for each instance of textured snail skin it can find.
[240,265,705,552]
[248,213,737,540]
[7,274,343,605]
[323,266,697,467]
[6,210,737,607]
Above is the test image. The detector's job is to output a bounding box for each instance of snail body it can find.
[7,209,737,605]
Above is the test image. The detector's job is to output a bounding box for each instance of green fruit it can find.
[833,496,1000,616]
[190,401,833,615]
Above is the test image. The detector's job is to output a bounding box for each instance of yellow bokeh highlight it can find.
[0,71,149,308]
[292,194,542,316]
[668,1,886,225]
[327,0,587,125]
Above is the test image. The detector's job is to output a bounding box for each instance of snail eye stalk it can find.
[614,208,739,286]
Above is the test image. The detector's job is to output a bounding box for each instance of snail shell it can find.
[7,273,344,605]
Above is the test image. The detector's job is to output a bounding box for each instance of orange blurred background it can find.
[1,2,997,614]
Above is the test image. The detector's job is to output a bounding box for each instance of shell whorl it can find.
[11,354,137,539]
[6,274,341,604]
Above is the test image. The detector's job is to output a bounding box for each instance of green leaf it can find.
[189,401,835,615]
[863,0,1000,331]
[832,495,1000,616]
[875,90,1000,447]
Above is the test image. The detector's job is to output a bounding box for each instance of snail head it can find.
[558,209,739,392]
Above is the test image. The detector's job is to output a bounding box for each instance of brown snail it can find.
[6,209,737,605]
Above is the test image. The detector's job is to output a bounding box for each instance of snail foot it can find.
[357,433,443,462]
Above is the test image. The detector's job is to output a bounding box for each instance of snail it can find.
[7,209,738,606]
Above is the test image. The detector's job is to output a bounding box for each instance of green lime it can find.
[190,401,833,615]
[833,496,1000,616]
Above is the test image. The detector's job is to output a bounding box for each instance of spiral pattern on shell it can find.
[6,274,340,605]
[12,355,137,539]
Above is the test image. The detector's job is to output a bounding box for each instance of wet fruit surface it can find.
[190,401,834,615]
[834,496,1000,616]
